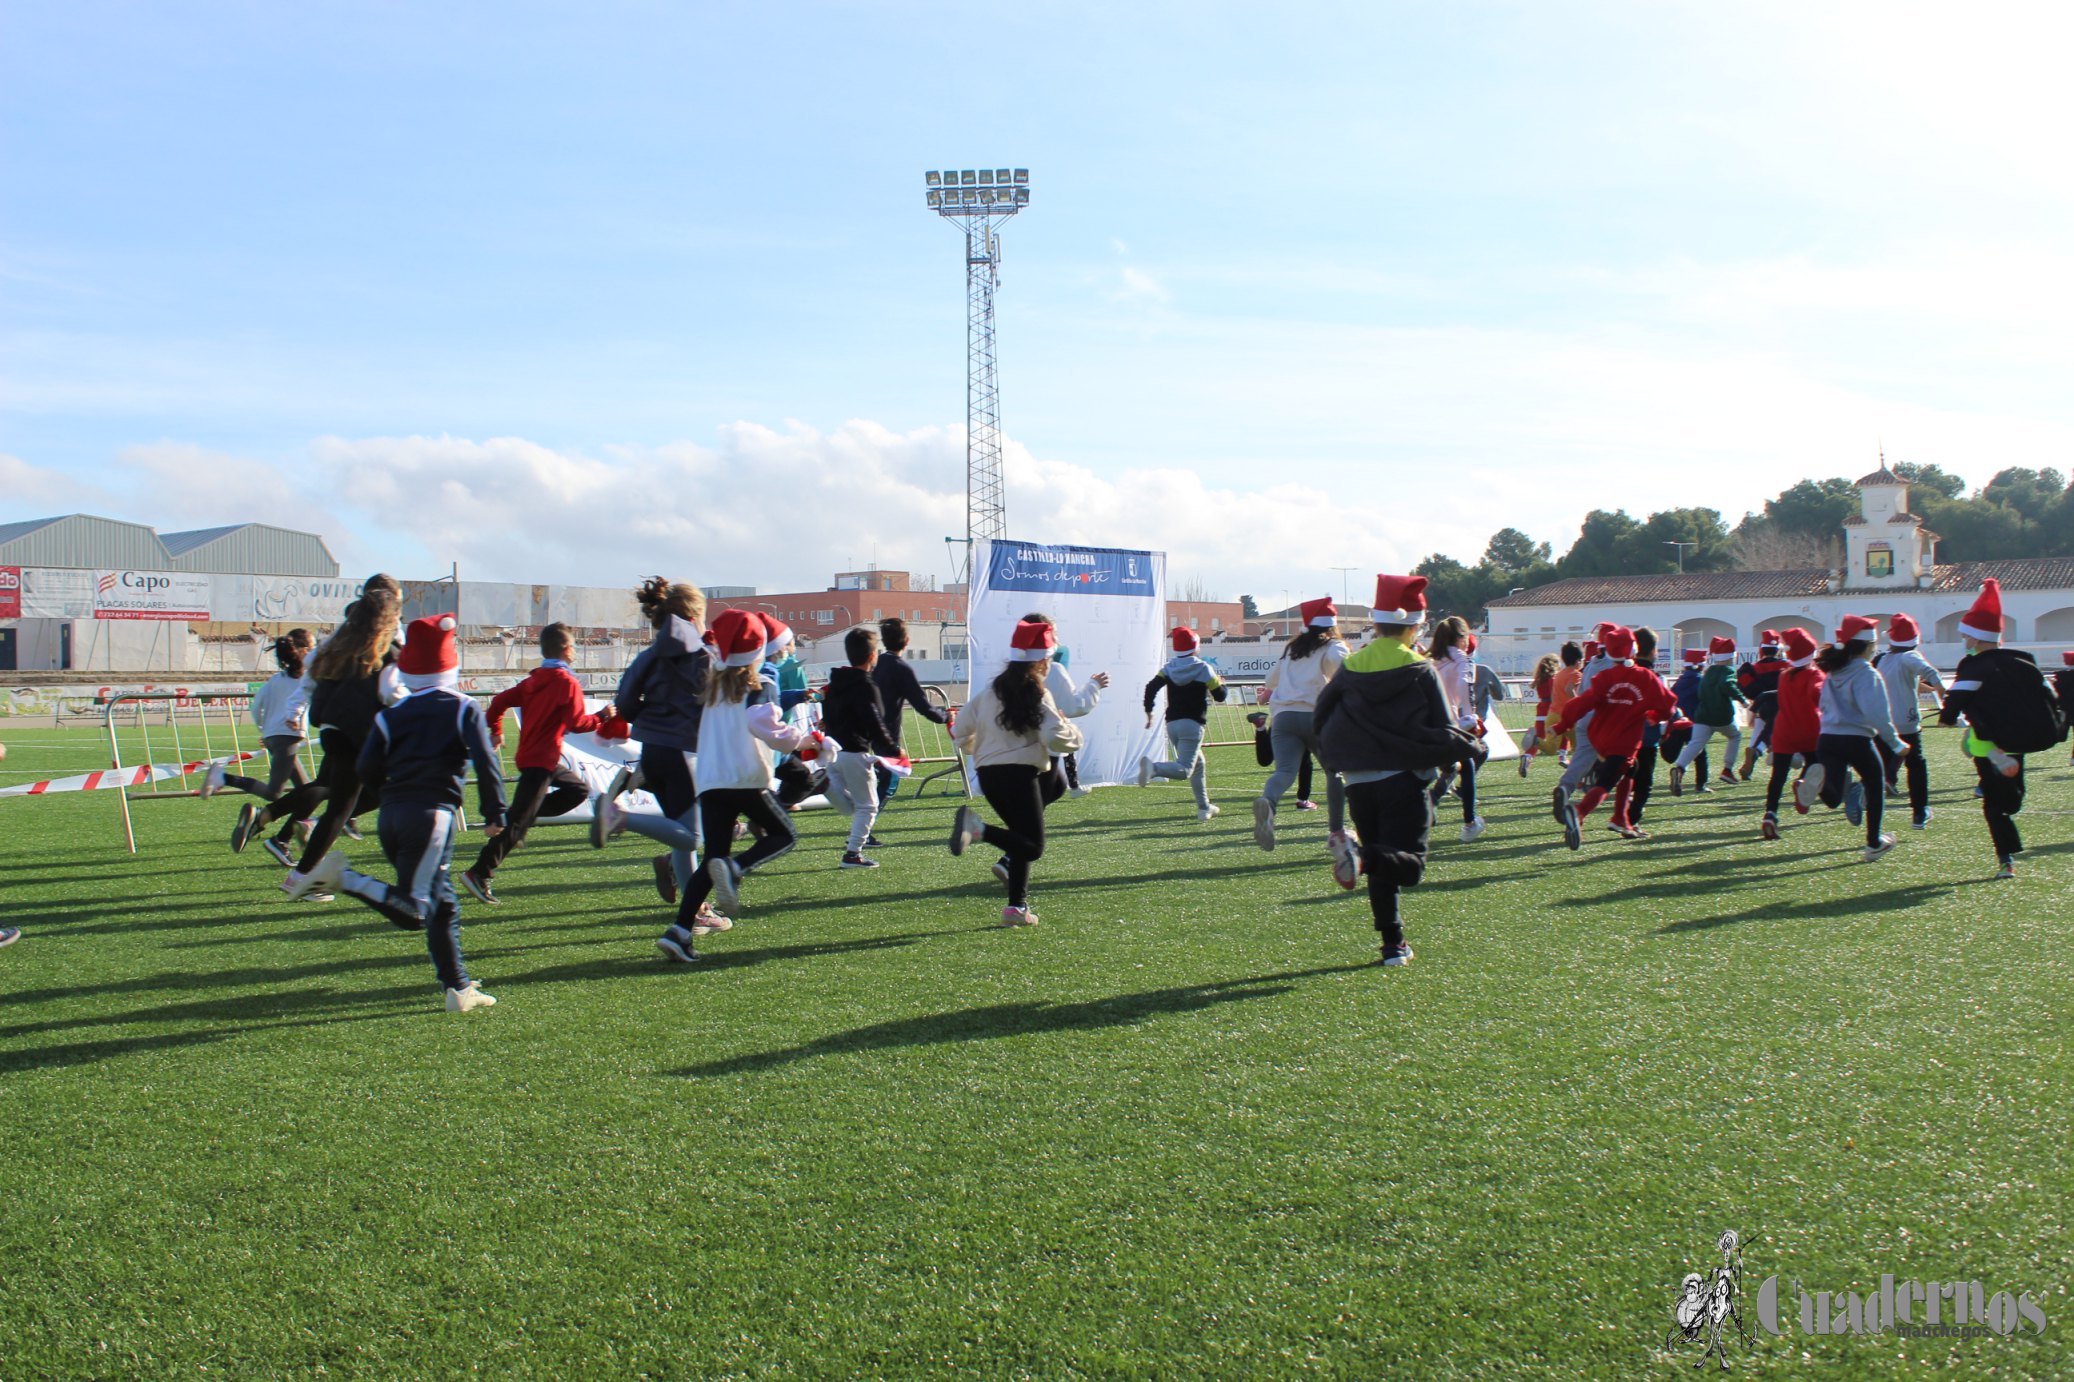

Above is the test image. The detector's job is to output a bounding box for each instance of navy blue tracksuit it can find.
[342,687,507,991]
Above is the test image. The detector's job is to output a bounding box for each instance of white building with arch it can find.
[1482,464,2074,672]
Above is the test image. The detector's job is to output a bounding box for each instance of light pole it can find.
[1330,566,1359,604]
[1665,541,1698,573]
[923,167,1029,550]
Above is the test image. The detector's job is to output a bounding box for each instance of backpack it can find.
[1976,655,2069,755]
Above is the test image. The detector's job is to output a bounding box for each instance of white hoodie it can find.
[696,687,813,794]
[249,671,310,740]
[1264,640,1348,715]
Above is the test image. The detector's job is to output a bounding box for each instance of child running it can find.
[2062,653,2074,768]
[596,578,711,912]
[292,616,509,1012]
[1662,647,1711,791]
[1426,617,1487,842]
[1874,614,1945,830]
[948,616,1084,928]
[1251,597,1349,854]
[821,626,903,869]
[210,628,315,865]
[1760,628,1824,840]
[652,611,816,961]
[1138,625,1228,820]
[1544,624,1676,847]
[461,622,621,903]
[1795,616,1906,862]
[1736,631,1788,779]
[1518,651,1560,777]
[1668,637,1746,793]
[1938,580,2069,879]
[1313,574,1480,965]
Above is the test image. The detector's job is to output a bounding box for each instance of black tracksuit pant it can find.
[1816,733,1886,846]
[470,765,587,878]
[1974,755,2026,859]
[677,789,796,924]
[1878,732,1930,821]
[975,763,1066,908]
[1627,743,1660,824]
[335,801,469,991]
[1345,773,1433,949]
[270,727,380,873]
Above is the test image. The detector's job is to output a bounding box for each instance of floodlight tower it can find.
[924,167,1030,557]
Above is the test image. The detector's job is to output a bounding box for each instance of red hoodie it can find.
[1548,662,1676,759]
[487,664,608,771]
[1768,663,1826,756]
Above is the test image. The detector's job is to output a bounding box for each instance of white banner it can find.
[249,575,364,624]
[20,567,95,619]
[93,570,211,621]
[968,538,1166,788]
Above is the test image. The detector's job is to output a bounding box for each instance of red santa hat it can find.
[1007,618,1058,662]
[1958,578,2004,641]
[397,614,458,685]
[1593,621,1616,637]
[1602,625,1637,661]
[1366,576,1426,626]
[1681,647,1706,665]
[1886,613,1920,649]
[2063,651,2074,666]
[705,609,769,669]
[1465,633,1479,656]
[757,612,795,656]
[1299,595,1340,629]
[1707,635,1736,664]
[1780,627,1820,667]
[1759,628,1782,648]
[1833,614,1878,647]
[1170,626,1200,653]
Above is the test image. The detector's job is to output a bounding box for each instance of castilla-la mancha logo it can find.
[1667,1230,1748,1368]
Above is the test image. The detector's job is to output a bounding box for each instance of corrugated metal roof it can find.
[1487,569,1835,609]
[0,513,169,569]
[161,523,339,577]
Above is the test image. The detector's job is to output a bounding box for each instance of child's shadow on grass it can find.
[0,988,415,1074]
[668,963,1369,1079]
[1655,879,1995,933]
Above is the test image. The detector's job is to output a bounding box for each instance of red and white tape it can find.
[0,751,256,798]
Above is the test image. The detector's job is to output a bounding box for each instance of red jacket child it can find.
[487,663,616,770]
[1548,659,1677,761]
[1767,629,1826,758]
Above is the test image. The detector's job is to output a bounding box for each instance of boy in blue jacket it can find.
[292,616,508,1012]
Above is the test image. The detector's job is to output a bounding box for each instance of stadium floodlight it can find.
[918,164,1031,549]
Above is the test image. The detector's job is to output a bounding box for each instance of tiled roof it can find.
[1887,513,1920,524]
[1486,569,1835,609]
[1926,558,2074,593]
[1842,513,1868,525]
[1857,465,1903,485]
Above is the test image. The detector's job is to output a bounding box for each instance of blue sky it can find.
[4,1,2070,600]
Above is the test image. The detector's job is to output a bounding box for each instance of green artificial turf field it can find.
[2,722,2069,1378]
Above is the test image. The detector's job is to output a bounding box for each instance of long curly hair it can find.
[310,590,399,681]
[991,660,1049,735]
[636,576,705,628]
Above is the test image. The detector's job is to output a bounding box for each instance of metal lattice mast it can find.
[925,167,1028,549]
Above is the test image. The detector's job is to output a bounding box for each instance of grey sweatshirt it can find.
[1818,657,1905,751]
[1875,648,1945,735]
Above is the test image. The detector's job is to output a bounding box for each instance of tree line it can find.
[1402,464,2074,626]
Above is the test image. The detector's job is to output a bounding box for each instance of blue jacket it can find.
[614,615,709,751]
[358,687,507,827]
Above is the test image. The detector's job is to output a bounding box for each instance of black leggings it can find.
[269,727,380,873]
[678,789,795,922]
[975,763,1066,907]
[1816,733,1885,845]
[1764,752,1803,817]
[1627,743,1659,823]
[223,735,310,843]
[470,765,587,878]
[1345,774,1432,948]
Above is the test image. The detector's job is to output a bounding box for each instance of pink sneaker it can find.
[1294,799,1319,811]
[1000,906,1039,928]
[1328,831,1361,890]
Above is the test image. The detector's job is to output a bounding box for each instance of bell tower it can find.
[1844,453,1936,589]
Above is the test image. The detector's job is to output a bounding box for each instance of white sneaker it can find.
[589,795,626,849]
[991,856,1011,884]
[1000,906,1039,928]
[1460,817,1486,843]
[200,762,226,798]
[1068,785,1093,798]
[1863,833,1897,863]
[1136,756,1153,788]
[1197,804,1220,821]
[1328,831,1360,890]
[707,856,742,913]
[444,982,496,1012]
[1793,762,1825,813]
[689,908,733,937]
[285,851,344,901]
[1252,798,1276,852]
